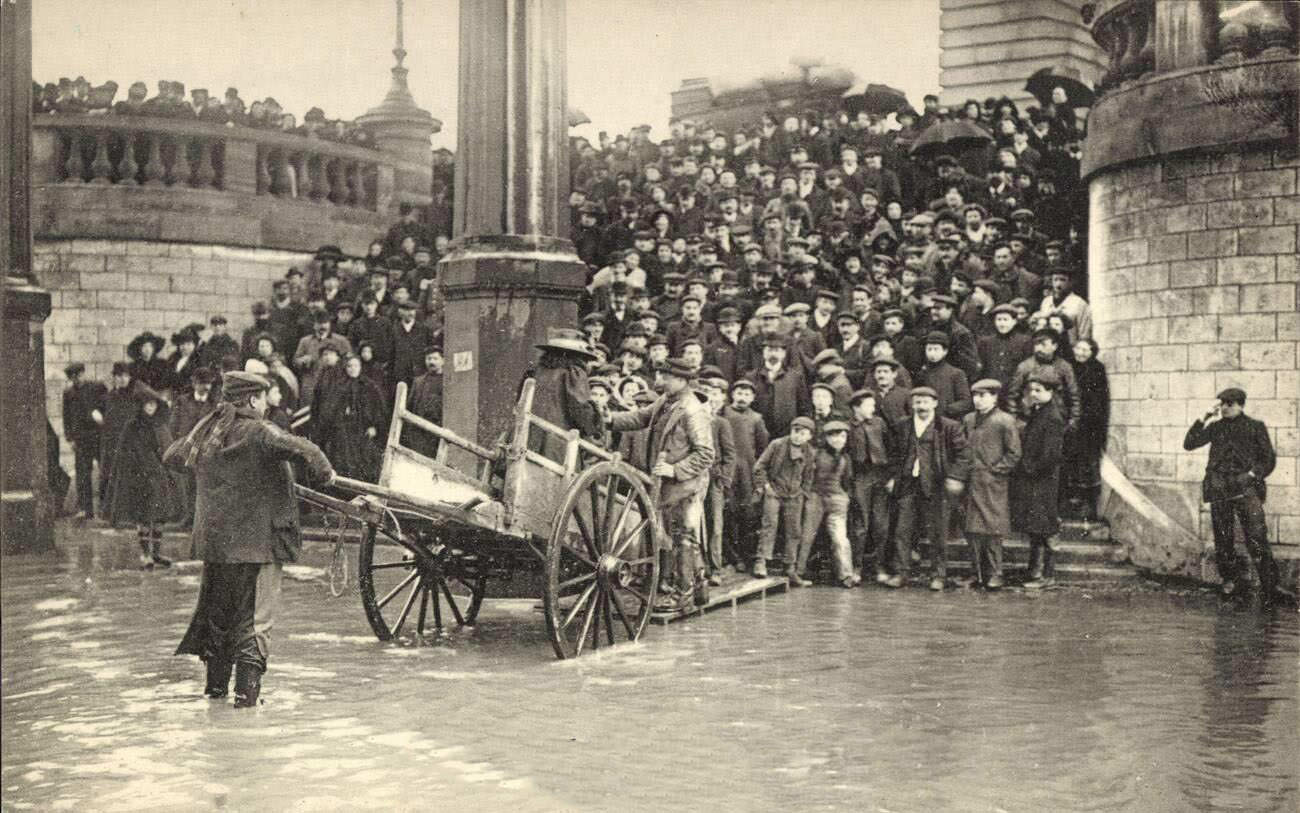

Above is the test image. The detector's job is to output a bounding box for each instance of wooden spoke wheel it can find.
[543,461,659,659]
[358,522,488,642]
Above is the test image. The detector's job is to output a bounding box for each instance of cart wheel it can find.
[544,461,660,659]
[357,524,488,641]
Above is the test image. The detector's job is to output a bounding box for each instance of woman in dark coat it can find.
[165,328,202,397]
[316,354,385,481]
[127,331,170,392]
[1011,368,1066,589]
[527,329,603,463]
[108,384,176,567]
[1064,337,1109,519]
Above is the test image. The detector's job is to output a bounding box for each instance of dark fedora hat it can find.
[536,328,599,361]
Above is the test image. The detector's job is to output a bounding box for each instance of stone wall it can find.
[36,238,309,469]
[1088,143,1299,576]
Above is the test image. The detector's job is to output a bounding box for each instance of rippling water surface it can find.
[3,540,1297,812]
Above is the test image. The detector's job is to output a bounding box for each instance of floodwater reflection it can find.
[2,542,1297,811]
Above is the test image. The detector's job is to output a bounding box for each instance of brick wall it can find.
[36,238,310,471]
[1088,144,1299,576]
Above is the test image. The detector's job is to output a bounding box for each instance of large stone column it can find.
[1082,0,1299,582]
[438,0,586,459]
[1,0,56,553]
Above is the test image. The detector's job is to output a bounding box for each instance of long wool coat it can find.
[316,373,386,482]
[609,389,716,509]
[961,407,1022,535]
[1011,400,1065,535]
[109,403,176,525]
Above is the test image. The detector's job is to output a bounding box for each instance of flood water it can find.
[3,533,1297,812]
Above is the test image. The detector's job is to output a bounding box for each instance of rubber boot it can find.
[1258,553,1280,610]
[138,534,155,570]
[690,545,709,607]
[233,662,263,708]
[1023,541,1045,588]
[204,658,232,699]
[1039,543,1056,588]
[150,530,171,568]
[657,548,675,598]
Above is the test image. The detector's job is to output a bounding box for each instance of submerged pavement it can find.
[2,524,1297,811]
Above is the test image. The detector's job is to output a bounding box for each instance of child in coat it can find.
[751,416,816,579]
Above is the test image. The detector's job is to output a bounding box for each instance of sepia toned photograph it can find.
[1,0,1297,809]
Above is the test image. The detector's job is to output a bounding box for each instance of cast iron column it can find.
[1,0,56,552]
[439,0,586,459]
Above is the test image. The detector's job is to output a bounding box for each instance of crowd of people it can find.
[33,76,375,146]
[58,89,1113,596]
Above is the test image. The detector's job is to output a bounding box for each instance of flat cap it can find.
[909,386,939,400]
[989,303,1018,317]
[930,293,958,308]
[971,378,1003,394]
[923,331,950,348]
[754,303,782,318]
[222,370,271,402]
[1216,387,1247,404]
[812,349,843,367]
[783,302,811,316]
[822,420,850,434]
[1027,367,1061,389]
[849,388,876,404]
[790,416,816,432]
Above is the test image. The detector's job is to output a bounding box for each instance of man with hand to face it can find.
[1183,387,1278,604]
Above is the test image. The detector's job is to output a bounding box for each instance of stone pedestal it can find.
[2,0,55,553]
[439,0,584,467]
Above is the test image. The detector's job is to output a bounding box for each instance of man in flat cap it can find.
[63,362,108,519]
[1183,387,1278,603]
[1011,367,1067,589]
[168,371,334,708]
[884,386,970,591]
[609,358,716,610]
[961,379,1021,589]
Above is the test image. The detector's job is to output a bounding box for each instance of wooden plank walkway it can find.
[650,573,789,625]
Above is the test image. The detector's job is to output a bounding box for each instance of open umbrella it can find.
[841,82,909,116]
[567,107,591,128]
[908,118,993,158]
[1025,66,1096,108]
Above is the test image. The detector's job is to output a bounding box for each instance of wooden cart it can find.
[294,379,662,659]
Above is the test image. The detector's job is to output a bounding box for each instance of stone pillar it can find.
[1082,0,1299,581]
[439,0,586,461]
[1,0,56,553]
[939,0,1105,106]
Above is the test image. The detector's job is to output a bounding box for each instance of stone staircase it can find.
[937,519,1139,584]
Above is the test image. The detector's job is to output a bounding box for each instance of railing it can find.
[1090,0,1299,90]
[37,115,389,212]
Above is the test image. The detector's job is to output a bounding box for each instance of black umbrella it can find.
[1025,66,1096,108]
[841,82,909,116]
[908,119,993,158]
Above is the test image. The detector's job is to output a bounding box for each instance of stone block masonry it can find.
[1089,144,1299,576]
[36,239,309,472]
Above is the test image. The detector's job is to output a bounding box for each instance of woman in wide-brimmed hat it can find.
[126,331,170,392]
[108,383,177,568]
[165,327,202,396]
[527,328,604,462]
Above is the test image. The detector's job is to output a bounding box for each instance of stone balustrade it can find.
[39,115,388,212]
[1091,0,1298,90]
[29,114,431,256]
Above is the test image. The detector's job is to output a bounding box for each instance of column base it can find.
[2,278,55,554]
[437,235,587,472]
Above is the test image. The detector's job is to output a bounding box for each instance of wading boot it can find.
[751,558,768,578]
[1025,541,1053,589]
[233,662,263,708]
[150,531,172,568]
[138,533,154,569]
[204,658,232,699]
[686,546,709,607]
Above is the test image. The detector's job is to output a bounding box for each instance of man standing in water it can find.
[166,371,334,707]
[1183,387,1278,605]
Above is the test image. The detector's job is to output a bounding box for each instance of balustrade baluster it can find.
[163,136,183,186]
[256,147,272,194]
[143,134,166,186]
[296,153,314,200]
[116,133,139,185]
[89,132,114,184]
[62,133,86,183]
[346,162,361,207]
[323,159,339,205]
[310,156,328,202]
[194,140,216,188]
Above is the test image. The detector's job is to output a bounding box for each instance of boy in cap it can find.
[961,379,1021,589]
[799,421,857,587]
[723,379,770,566]
[1011,368,1067,589]
[700,376,737,582]
[169,371,334,708]
[812,349,854,414]
[884,386,970,591]
[751,416,816,579]
[847,389,893,581]
[976,303,1033,393]
[704,306,743,382]
[608,358,716,609]
[917,331,973,419]
[1183,387,1278,602]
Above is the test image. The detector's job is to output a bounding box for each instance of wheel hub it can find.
[597,554,632,589]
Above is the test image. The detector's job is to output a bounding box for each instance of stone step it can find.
[940,539,1129,565]
[938,560,1142,582]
